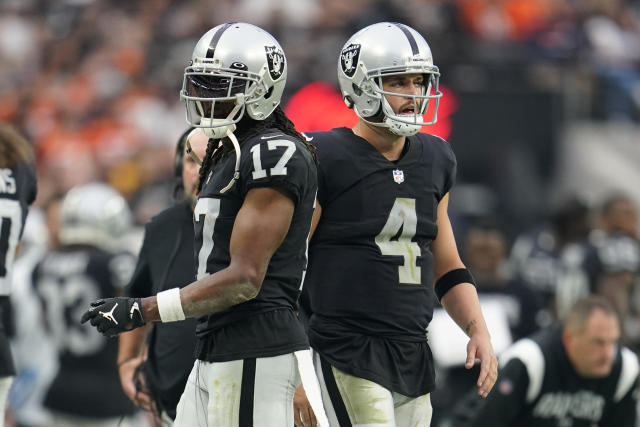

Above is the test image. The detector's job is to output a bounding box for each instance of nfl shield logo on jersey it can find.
[392,169,404,184]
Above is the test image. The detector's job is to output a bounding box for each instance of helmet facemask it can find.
[364,69,441,137]
[181,61,263,139]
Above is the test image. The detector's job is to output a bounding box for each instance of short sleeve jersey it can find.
[304,127,456,396]
[0,161,37,295]
[32,246,136,418]
[194,129,317,362]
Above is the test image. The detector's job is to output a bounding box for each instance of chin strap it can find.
[219,129,241,194]
[185,130,203,166]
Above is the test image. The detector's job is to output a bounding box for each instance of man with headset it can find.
[117,128,208,424]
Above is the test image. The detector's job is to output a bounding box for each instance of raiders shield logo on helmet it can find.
[340,44,361,77]
[265,46,285,80]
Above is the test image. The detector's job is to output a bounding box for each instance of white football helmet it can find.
[338,22,442,136]
[59,182,132,249]
[180,22,287,139]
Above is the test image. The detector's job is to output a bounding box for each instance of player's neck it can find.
[352,121,406,162]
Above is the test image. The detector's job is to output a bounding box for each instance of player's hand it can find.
[294,384,317,427]
[80,297,145,337]
[118,356,154,409]
[466,331,498,398]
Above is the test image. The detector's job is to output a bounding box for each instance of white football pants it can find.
[314,353,432,427]
[174,351,328,427]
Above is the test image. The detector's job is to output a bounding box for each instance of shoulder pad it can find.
[499,338,545,403]
[614,347,639,402]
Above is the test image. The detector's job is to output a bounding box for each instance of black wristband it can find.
[435,268,476,302]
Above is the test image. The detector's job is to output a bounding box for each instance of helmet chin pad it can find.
[200,118,237,139]
[384,118,422,136]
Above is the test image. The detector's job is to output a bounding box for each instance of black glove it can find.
[80,297,145,337]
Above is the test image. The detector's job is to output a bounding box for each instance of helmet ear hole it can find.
[264,86,274,99]
[351,83,362,96]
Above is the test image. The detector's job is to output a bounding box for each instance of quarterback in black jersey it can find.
[0,124,37,423]
[451,296,638,427]
[82,22,328,426]
[295,23,497,427]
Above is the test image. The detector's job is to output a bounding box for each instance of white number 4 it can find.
[375,198,421,284]
[250,140,296,179]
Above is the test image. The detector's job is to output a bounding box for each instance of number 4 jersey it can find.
[0,162,37,296]
[194,129,317,362]
[303,127,456,397]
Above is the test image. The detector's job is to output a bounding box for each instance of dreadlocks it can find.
[0,124,34,169]
[196,106,315,194]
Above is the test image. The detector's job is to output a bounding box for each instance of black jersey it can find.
[0,161,37,296]
[454,325,639,427]
[32,245,136,418]
[126,201,197,418]
[304,127,456,396]
[194,129,317,362]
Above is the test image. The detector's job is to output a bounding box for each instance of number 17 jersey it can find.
[194,129,317,362]
[304,127,456,396]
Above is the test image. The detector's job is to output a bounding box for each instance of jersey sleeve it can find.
[439,138,457,199]
[239,136,312,205]
[464,358,531,427]
[23,162,37,206]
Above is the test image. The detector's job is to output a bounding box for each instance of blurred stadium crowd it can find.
[2,0,640,425]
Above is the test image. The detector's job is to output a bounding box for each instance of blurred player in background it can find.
[450,295,638,427]
[117,127,207,424]
[32,182,142,426]
[0,124,37,424]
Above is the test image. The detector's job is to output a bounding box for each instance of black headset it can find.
[175,127,195,179]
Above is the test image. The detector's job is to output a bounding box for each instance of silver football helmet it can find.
[180,22,287,139]
[338,22,442,136]
[59,182,132,249]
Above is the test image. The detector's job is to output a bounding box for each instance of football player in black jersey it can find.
[33,182,141,425]
[0,124,37,424]
[294,23,497,427]
[81,22,329,426]
[116,127,207,424]
[451,296,638,427]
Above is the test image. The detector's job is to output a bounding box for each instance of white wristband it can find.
[157,288,185,323]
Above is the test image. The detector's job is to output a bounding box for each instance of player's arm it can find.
[431,193,497,397]
[81,185,295,333]
[118,326,153,409]
[113,242,154,408]
[147,186,294,320]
